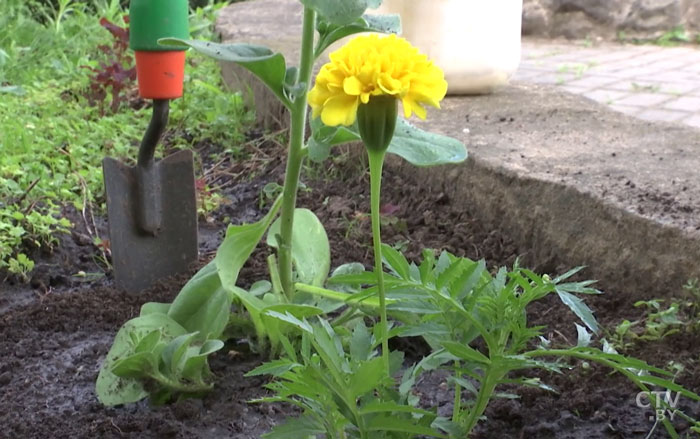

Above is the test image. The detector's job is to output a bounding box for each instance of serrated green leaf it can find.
[246,359,302,377]
[381,243,411,279]
[556,289,600,334]
[349,357,386,398]
[267,208,330,287]
[359,401,434,416]
[262,414,325,439]
[159,39,289,107]
[446,375,478,395]
[388,118,467,166]
[264,311,314,334]
[366,415,443,437]
[350,321,372,361]
[399,322,450,337]
[575,323,592,347]
[441,341,490,365]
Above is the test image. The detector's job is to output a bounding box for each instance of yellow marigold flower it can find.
[308,34,448,127]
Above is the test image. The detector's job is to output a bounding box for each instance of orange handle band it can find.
[134,51,186,99]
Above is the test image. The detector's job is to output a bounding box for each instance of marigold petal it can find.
[308,33,447,125]
[343,76,363,96]
[321,95,359,126]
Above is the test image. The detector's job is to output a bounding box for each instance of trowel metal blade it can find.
[103,149,198,292]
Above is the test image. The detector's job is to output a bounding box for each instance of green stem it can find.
[278,6,317,298]
[149,372,213,394]
[293,282,394,308]
[463,368,500,435]
[452,360,461,421]
[367,149,390,376]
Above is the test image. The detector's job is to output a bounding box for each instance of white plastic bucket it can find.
[374,0,523,95]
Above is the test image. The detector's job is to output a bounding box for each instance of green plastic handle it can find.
[129,0,189,51]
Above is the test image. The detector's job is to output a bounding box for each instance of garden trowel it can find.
[103,100,197,292]
[103,0,195,292]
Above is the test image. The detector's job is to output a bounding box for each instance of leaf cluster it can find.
[249,319,440,439]
[96,261,232,406]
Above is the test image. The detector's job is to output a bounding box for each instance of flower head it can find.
[308,34,448,127]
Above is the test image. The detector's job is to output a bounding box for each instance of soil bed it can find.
[1,136,698,438]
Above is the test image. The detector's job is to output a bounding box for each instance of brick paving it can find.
[515,39,700,128]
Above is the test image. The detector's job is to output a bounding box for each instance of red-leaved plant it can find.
[83,17,137,114]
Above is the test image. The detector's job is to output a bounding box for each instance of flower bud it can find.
[357,95,398,153]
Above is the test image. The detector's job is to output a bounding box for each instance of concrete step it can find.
[214,0,700,299]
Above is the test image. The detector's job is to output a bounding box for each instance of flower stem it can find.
[278,6,316,299]
[367,149,390,376]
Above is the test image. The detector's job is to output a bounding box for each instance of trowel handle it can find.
[136,99,169,235]
[138,99,169,166]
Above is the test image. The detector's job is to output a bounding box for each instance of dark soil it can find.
[1,137,699,439]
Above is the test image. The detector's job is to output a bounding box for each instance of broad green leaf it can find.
[134,330,161,353]
[161,332,199,375]
[315,13,401,57]
[159,39,289,107]
[96,313,188,406]
[140,302,170,315]
[267,208,330,287]
[216,196,282,290]
[556,289,600,334]
[300,0,380,25]
[181,340,225,382]
[200,339,224,356]
[308,117,466,167]
[307,117,361,162]
[167,260,232,339]
[230,286,269,349]
[388,118,467,166]
[263,414,325,439]
[111,352,155,379]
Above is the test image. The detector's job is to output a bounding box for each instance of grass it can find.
[0,0,251,279]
